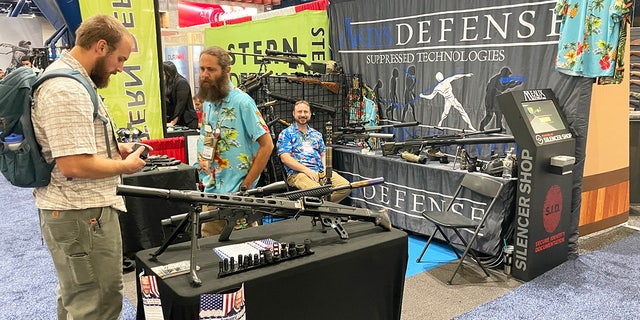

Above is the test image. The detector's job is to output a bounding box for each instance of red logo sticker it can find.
[543,184,562,233]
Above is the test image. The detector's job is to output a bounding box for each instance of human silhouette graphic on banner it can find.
[479,66,523,131]
[402,65,417,122]
[419,71,476,131]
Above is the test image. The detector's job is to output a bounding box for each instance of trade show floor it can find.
[123,211,640,319]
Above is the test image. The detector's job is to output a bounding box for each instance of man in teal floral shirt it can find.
[196,46,273,236]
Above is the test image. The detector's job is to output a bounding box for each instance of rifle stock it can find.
[274,76,340,94]
[239,70,274,93]
[268,92,336,113]
[117,179,391,241]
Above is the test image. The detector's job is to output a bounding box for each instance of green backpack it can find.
[0,66,102,187]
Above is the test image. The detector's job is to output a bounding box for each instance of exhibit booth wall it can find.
[9,0,630,236]
[326,0,630,237]
[580,54,630,235]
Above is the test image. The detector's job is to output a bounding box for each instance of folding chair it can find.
[416,173,504,284]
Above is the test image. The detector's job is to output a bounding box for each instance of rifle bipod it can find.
[150,203,202,287]
[310,214,350,238]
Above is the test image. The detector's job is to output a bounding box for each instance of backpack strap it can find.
[34,69,112,158]
[33,69,103,123]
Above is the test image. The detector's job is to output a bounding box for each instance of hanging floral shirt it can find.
[196,83,269,193]
[555,0,628,77]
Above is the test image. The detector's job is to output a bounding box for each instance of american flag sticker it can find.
[200,284,246,320]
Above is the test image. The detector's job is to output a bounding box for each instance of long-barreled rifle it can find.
[272,75,340,94]
[333,132,395,149]
[117,179,389,286]
[381,128,514,156]
[267,91,336,114]
[228,49,327,74]
[337,121,419,134]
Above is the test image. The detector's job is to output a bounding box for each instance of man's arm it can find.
[280,152,319,181]
[55,147,147,179]
[419,89,439,100]
[240,133,273,190]
[450,73,473,81]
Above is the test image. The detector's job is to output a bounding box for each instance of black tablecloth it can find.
[135,217,408,320]
[333,147,516,256]
[120,164,197,256]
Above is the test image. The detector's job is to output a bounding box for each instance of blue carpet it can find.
[406,234,458,278]
[0,178,137,319]
[455,231,640,319]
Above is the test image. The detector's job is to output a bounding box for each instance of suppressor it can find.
[401,151,427,164]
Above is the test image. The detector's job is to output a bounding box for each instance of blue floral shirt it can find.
[196,84,269,193]
[555,0,627,77]
[277,123,326,176]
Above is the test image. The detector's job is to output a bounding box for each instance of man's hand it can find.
[118,142,153,159]
[303,168,320,182]
[122,148,148,174]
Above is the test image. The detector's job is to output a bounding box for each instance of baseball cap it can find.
[18,40,31,46]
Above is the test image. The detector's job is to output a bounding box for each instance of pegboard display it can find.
[242,72,348,185]
[247,73,348,134]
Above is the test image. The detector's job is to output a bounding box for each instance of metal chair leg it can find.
[416,229,438,263]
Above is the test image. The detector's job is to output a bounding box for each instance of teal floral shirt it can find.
[555,0,627,77]
[196,84,269,193]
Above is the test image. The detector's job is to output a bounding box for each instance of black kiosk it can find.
[498,89,576,281]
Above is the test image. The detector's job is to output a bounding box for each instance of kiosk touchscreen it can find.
[498,89,575,281]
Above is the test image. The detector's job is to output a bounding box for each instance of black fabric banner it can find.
[328,0,593,253]
[329,0,584,132]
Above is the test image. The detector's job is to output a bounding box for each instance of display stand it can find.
[498,89,576,281]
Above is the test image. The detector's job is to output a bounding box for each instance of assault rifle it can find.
[228,49,327,74]
[239,70,273,93]
[117,179,390,286]
[381,128,514,156]
[272,75,340,94]
[333,132,395,149]
[336,121,419,134]
[118,178,390,242]
[267,91,336,114]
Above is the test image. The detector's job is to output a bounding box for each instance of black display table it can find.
[333,147,516,256]
[120,164,197,256]
[135,217,408,320]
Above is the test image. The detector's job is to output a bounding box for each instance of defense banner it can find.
[79,1,164,139]
[204,10,330,86]
[328,0,584,141]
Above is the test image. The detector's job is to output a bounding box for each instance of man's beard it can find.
[198,72,231,103]
[90,56,110,89]
[295,117,308,126]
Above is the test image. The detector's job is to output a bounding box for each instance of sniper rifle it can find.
[117,179,390,287]
[117,178,390,242]
[272,75,340,94]
[336,121,419,134]
[267,91,336,114]
[381,128,514,156]
[228,49,327,74]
